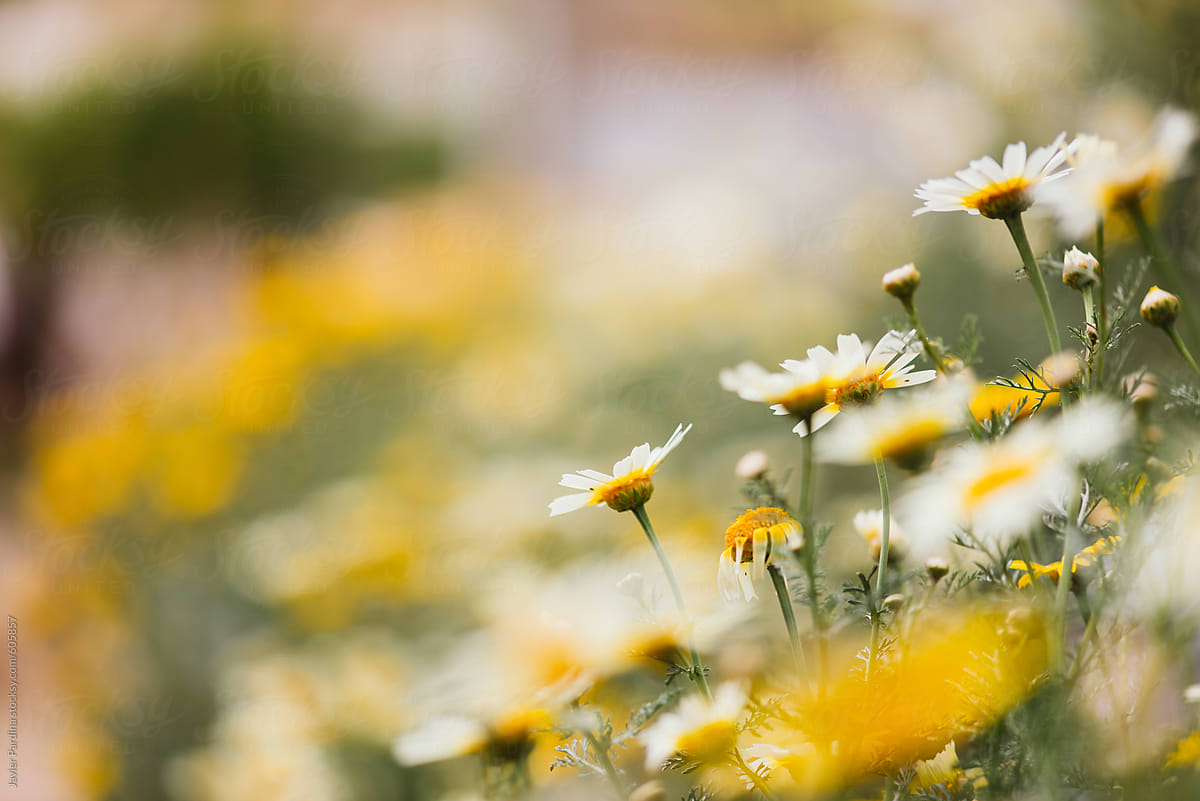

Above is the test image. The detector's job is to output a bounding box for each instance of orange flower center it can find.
[598,472,654,511]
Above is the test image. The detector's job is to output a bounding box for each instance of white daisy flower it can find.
[719,358,827,421]
[549,423,692,516]
[914,134,1071,219]
[816,380,969,467]
[1040,109,1197,238]
[899,399,1129,556]
[717,507,803,602]
[640,682,746,770]
[795,330,937,437]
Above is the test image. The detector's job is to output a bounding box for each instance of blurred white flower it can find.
[549,423,691,516]
[914,134,1070,218]
[1040,109,1197,238]
[796,331,937,436]
[816,380,968,466]
[640,683,746,769]
[900,399,1130,555]
[719,358,827,421]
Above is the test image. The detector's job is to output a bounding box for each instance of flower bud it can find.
[882,593,905,611]
[882,263,921,301]
[1062,246,1099,290]
[735,449,769,480]
[926,557,950,582]
[1141,285,1181,328]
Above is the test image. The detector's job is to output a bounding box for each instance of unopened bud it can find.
[735,450,769,480]
[883,593,905,611]
[926,557,950,582]
[1141,286,1181,328]
[882,263,921,301]
[1062,246,1099,290]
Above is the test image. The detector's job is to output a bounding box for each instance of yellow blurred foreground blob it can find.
[749,605,1048,794]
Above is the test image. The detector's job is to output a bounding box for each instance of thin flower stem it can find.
[1053,530,1078,674]
[1126,199,1200,343]
[1094,219,1108,386]
[902,299,947,373]
[1082,287,1096,388]
[1165,324,1200,379]
[1004,214,1062,355]
[796,424,828,683]
[582,730,627,801]
[768,563,807,678]
[630,504,712,700]
[866,458,891,683]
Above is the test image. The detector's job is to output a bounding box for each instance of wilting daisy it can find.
[719,358,827,422]
[797,331,936,436]
[899,399,1129,555]
[1040,109,1198,238]
[817,380,968,468]
[914,134,1070,219]
[639,682,746,769]
[549,424,691,516]
[717,507,803,602]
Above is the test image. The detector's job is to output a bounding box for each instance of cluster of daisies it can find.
[397,108,1200,801]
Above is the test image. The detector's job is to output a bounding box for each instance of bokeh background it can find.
[3,1,1200,799]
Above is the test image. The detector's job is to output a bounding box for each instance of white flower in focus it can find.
[549,424,691,516]
[900,399,1129,555]
[914,135,1071,219]
[1040,109,1198,238]
[816,381,968,466]
[720,358,827,421]
[640,683,746,770]
[796,331,937,436]
[717,507,802,602]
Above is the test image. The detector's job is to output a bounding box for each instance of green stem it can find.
[796,424,828,683]
[1095,219,1108,387]
[866,458,891,682]
[1165,324,1200,378]
[1126,199,1200,343]
[902,299,948,373]
[1004,214,1062,355]
[630,504,711,699]
[768,564,807,678]
[1083,287,1096,389]
[583,730,627,800]
[1053,529,1078,674]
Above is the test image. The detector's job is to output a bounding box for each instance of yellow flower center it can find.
[771,382,828,420]
[1102,172,1157,212]
[598,472,654,512]
[874,419,948,464]
[675,720,737,762]
[830,372,884,407]
[960,176,1032,219]
[966,459,1037,507]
